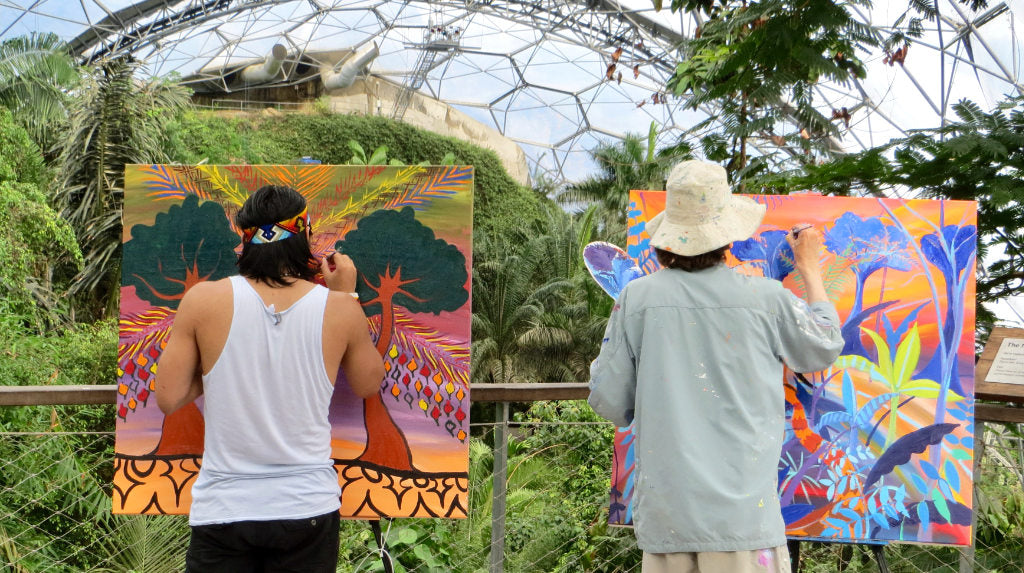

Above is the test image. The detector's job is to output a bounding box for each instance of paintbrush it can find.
[790,224,813,237]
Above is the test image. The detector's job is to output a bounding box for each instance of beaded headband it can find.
[241,208,311,244]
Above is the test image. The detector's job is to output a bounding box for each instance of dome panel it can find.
[2,0,1023,183]
[434,53,519,104]
[494,86,585,145]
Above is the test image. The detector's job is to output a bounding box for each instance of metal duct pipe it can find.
[240,44,287,84]
[321,42,379,90]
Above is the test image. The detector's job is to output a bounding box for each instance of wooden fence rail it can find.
[1,383,1022,423]
[0,383,588,406]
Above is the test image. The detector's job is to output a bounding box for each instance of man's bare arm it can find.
[321,253,385,398]
[156,288,206,414]
[339,298,386,398]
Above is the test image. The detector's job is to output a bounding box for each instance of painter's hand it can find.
[787,224,822,273]
[321,252,358,293]
[787,225,828,304]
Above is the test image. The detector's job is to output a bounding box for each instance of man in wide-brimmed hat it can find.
[589,160,843,573]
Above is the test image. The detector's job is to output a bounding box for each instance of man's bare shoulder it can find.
[324,291,368,330]
[325,290,363,314]
[179,278,234,314]
[186,277,232,297]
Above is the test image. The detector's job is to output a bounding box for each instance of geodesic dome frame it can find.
[3,0,1023,183]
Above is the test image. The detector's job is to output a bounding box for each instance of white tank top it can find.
[189,275,341,525]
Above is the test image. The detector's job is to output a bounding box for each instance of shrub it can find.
[169,110,544,238]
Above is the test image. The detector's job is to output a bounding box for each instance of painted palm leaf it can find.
[334,166,387,199]
[223,165,264,192]
[117,307,175,419]
[385,165,471,209]
[369,312,470,388]
[196,165,248,206]
[140,164,210,201]
[371,314,469,441]
[318,166,424,228]
[251,165,334,195]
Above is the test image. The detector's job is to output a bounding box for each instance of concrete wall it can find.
[324,78,530,185]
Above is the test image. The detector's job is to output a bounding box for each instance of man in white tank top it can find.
[156,185,385,572]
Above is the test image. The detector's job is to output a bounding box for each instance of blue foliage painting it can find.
[592,193,977,546]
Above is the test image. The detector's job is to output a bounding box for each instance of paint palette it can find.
[583,241,644,300]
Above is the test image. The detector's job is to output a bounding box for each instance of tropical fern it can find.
[0,32,80,149]
[666,0,881,179]
[92,515,189,573]
[53,58,190,320]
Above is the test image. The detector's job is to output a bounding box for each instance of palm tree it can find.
[0,33,80,150]
[517,292,608,382]
[53,58,190,320]
[471,234,543,383]
[92,516,189,573]
[472,204,611,384]
[558,122,692,240]
[516,206,609,382]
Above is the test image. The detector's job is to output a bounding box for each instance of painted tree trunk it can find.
[357,287,414,471]
[152,402,204,455]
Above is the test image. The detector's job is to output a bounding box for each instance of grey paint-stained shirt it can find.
[588,264,843,553]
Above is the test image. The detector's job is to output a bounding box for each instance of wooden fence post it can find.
[490,401,510,573]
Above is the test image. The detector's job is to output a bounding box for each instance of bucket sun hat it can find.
[646,160,766,256]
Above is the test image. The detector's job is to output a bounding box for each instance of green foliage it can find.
[471,234,544,383]
[347,139,401,166]
[473,203,610,384]
[53,57,191,320]
[0,33,80,150]
[91,515,190,573]
[0,318,116,392]
[883,0,989,55]
[0,414,114,571]
[560,124,692,240]
[0,180,82,328]
[762,96,1024,333]
[346,139,458,167]
[0,108,81,329]
[0,309,123,571]
[362,522,457,573]
[169,111,542,239]
[975,467,1024,551]
[665,0,879,178]
[510,401,641,571]
[0,107,47,186]
[515,208,609,382]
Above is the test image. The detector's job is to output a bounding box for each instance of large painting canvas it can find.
[600,192,976,545]
[114,165,472,518]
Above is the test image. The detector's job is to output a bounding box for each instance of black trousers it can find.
[185,511,340,572]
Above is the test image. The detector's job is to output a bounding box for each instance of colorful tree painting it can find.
[113,164,472,518]
[336,207,469,473]
[119,195,240,456]
[591,192,976,546]
[824,212,915,357]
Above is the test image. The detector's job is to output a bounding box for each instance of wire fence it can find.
[1,403,1022,572]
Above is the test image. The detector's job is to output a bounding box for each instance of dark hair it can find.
[235,185,317,287]
[655,245,729,272]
